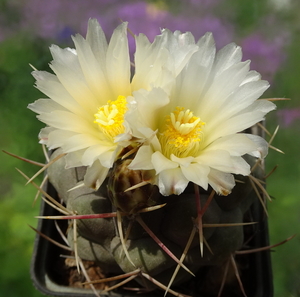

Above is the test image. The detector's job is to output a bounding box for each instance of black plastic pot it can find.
[30,176,273,297]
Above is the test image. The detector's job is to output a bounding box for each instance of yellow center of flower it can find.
[94,95,128,141]
[159,106,205,158]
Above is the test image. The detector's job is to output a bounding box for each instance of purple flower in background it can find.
[0,0,288,83]
[56,26,74,43]
[1,0,233,48]
[118,2,168,35]
[241,34,286,82]
[188,0,224,7]
[164,15,233,48]
[115,2,168,51]
[277,108,300,127]
[5,0,120,41]
[115,1,233,53]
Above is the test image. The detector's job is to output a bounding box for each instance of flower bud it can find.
[108,158,160,214]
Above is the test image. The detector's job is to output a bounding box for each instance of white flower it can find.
[128,32,276,196]
[28,19,197,189]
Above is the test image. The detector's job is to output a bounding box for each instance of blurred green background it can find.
[0,0,299,296]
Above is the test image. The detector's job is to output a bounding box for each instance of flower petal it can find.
[36,110,96,135]
[132,32,172,92]
[31,71,91,120]
[81,143,114,166]
[170,154,194,167]
[208,169,235,196]
[204,133,266,157]
[84,160,109,190]
[132,28,198,93]
[180,163,210,190]
[171,33,216,111]
[205,80,270,133]
[106,22,131,97]
[167,29,198,76]
[152,151,178,174]
[49,45,101,112]
[60,134,101,153]
[128,88,170,132]
[47,130,77,149]
[158,167,189,196]
[72,32,112,102]
[28,98,67,114]
[38,127,55,144]
[128,145,154,170]
[244,134,269,158]
[86,19,108,70]
[65,149,86,168]
[98,149,118,168]
[198,61,251,119]
[211,43,242,76]
[230,156,251,175]
[204,100,276,145]
[196,150,250,175]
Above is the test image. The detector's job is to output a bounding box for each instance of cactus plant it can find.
[13,19,289,296]
[27,123,277,297]
[42,134,265,296]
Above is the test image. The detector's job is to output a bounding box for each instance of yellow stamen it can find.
[94,95,127,141]
[159,106,205,158]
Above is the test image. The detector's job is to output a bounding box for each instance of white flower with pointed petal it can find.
[128,32,276,196]
[28,19,198,189]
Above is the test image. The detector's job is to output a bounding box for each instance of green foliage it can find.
[266,120,300,297]
[0,34,48,297]
[220,0,269,32]
[0,35,50,169]
[0,184,43,297]
[272,33,300,103]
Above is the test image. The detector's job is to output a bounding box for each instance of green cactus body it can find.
[47,147,262,293]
